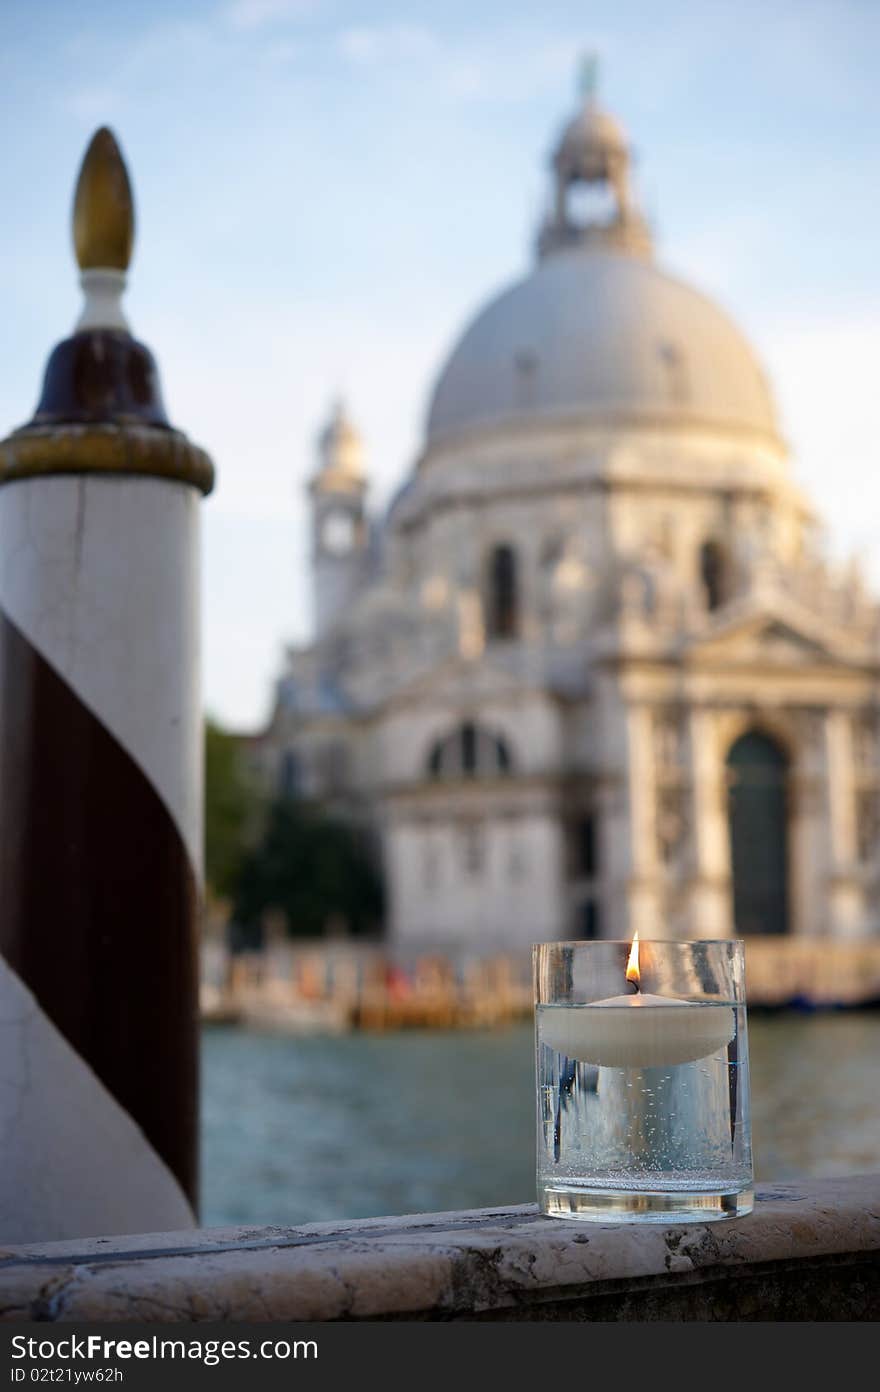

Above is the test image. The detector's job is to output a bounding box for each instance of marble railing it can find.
[1,1175,878,1321]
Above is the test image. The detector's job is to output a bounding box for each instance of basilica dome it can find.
[426,85,780,450]
[426,250,779,446]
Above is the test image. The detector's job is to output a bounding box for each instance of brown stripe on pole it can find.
[0,609,199,1199]
[0,128,213,1211]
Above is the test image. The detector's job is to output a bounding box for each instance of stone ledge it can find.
[1,1175,879,1322]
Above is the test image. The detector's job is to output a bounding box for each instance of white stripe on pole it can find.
[0,474,203,884]
[0,955,194,1243]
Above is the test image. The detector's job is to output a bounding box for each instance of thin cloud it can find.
[223,0,318,32]
[337,24,440,66]
[65,84,123,122]
[335,25,596,103]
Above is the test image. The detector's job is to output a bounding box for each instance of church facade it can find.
[254,83,880,952]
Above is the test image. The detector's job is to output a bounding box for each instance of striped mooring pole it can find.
[0,130,213,1240]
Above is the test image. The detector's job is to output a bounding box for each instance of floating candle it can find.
[540,935,736,1067]
[540,995,735,1067]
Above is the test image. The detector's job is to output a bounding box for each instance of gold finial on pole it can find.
[72,127,135,271]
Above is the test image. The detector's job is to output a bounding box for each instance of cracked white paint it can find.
[0,957,194,1243]
[0,474,202,882]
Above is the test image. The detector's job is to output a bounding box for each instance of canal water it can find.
[201,1012,880,1227]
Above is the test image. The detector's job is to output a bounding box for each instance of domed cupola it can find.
[537,57,652,261]
[424,62,781,451]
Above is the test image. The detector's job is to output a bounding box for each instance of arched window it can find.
[567,181,617,229]
[513,351,538,409]
[486,544,520,639]
[461,721,478,774]
[700,539,727,612]
[574,815,597,878]
[658,340,689,404]
[427,723,514,780]
[579,898,600,940]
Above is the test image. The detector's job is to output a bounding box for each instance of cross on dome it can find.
[578,51,599,102]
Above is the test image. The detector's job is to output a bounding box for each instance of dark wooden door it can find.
[726,731,789,936]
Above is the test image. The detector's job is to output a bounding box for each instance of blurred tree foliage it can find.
[233,798,384,941]
[204,718,259,903]
[205,719,384,940]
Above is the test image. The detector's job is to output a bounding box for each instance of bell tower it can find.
[309,399,369,638]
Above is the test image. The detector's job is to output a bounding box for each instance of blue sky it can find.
[1,0,878,728]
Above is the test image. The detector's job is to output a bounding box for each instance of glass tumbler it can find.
[534,938,753,1222]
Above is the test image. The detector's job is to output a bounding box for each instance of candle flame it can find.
[625,932,640,989]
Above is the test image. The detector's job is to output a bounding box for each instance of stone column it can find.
[0,129,213,1239]
[687,707,733,937]
[788,710,826,938]
[624,702,661,937]
[823,709,863,937]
